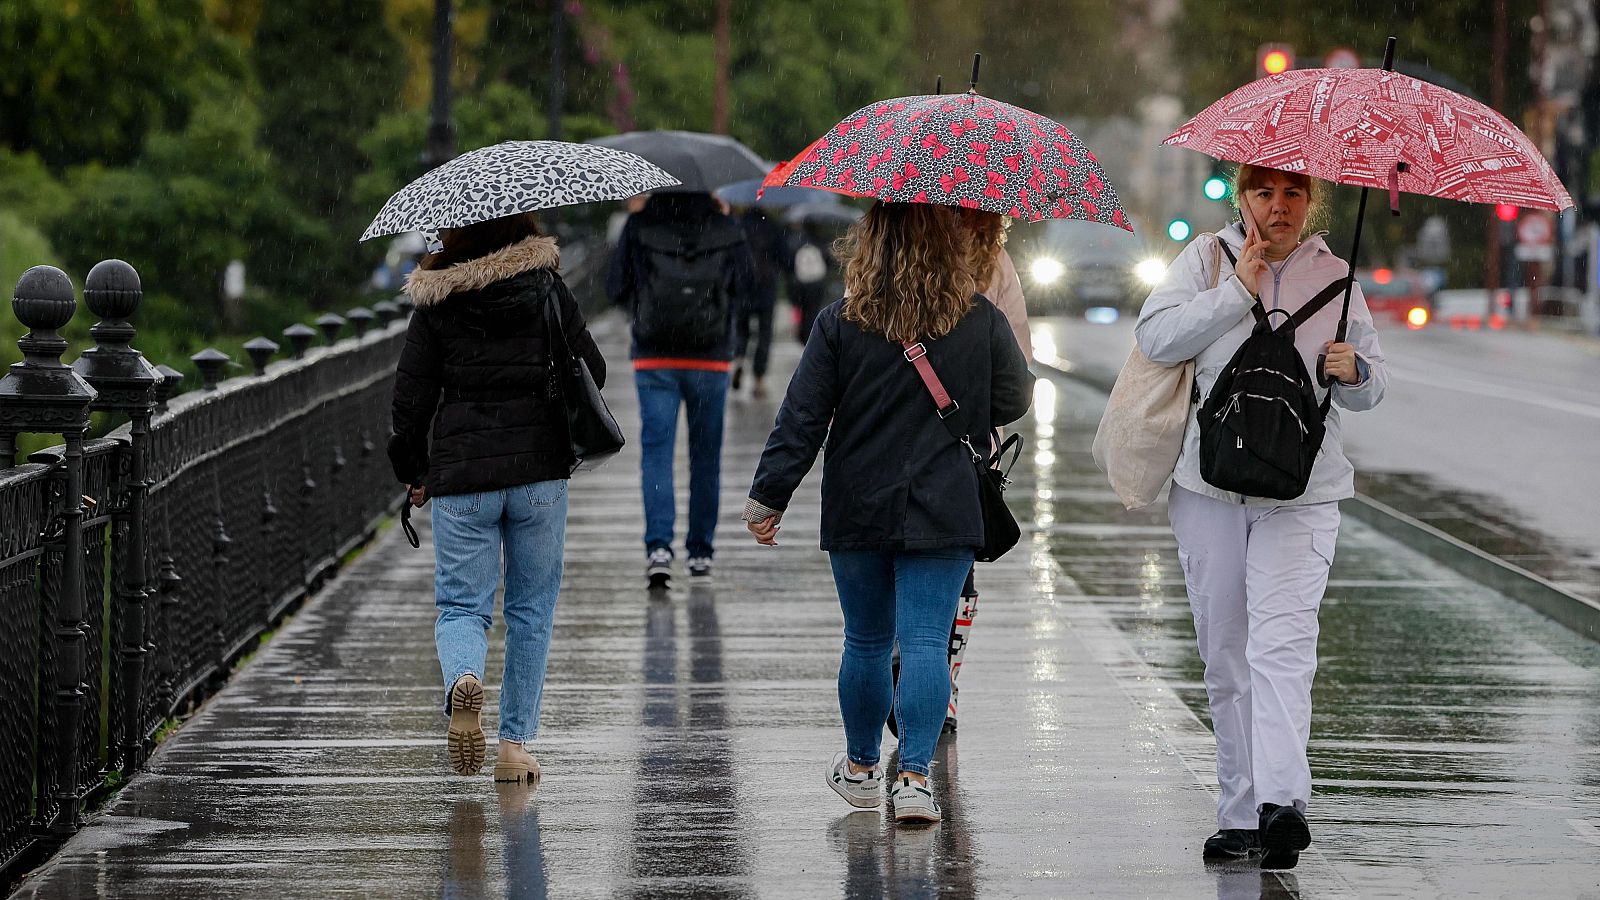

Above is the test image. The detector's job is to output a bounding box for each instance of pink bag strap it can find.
[901,341,959,419]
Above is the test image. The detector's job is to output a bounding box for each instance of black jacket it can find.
[749,298,1034,551]
[388,235,606,497]
[605,192,756,361]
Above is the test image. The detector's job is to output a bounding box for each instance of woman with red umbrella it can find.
[1136,164,1388,868]
[742,201,1034,824]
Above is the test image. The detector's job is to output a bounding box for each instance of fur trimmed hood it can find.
[404,235,560,307]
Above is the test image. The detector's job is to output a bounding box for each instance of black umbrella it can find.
[589,130,767,193]
[784,203,862,228]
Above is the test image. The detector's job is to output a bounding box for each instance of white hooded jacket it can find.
[1135,222,1387,507]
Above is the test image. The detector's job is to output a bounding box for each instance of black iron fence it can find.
[0,260,407,880]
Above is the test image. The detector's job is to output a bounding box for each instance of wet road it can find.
[1025,374,1600,899]
[12,319,1600,899]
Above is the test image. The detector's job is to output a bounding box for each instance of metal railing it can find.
[0,261,407,880]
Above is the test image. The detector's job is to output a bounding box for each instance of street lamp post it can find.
[425,0,456,170]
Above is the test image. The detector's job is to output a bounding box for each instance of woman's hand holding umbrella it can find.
[1321,342,1360,385]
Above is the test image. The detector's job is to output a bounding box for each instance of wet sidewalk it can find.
[9,320,1355,899]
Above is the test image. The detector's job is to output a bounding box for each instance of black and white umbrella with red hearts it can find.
[763,56,1131,231]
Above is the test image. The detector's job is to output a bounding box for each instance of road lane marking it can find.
[1388,365,1600,422]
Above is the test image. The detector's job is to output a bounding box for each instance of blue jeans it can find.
[432,481,568,743]
[635,368,729,559]
[829,549,974,777]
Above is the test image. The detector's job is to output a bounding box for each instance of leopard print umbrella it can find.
[361,140,680,241]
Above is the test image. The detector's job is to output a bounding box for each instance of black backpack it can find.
[1198,248,1350,501]
[633,220,743,353]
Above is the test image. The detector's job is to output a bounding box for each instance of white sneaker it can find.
[890,775,941,824]
[826,751,882,808]
[645,548,672,587]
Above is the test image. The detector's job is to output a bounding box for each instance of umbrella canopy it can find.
[1163,66,1573,212]
[763,92,1131,230]
[783,202,862,228]
[361,140,678,241]
[589,130,767,193]
[716,177,842,208]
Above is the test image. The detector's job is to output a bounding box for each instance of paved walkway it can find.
[15,321,1356,899]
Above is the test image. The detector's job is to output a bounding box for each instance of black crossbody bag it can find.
[902,340,1024,562]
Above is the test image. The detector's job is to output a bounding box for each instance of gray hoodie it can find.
[1135,222,1387,506]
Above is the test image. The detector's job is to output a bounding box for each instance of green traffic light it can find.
[1203,176,1229,201]
[1167,219,1192,242]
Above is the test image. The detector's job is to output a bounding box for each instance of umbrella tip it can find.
[935,75,942,95]
[1382,36,1397,71]
[969,53,982,92]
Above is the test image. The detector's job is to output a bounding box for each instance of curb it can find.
[1034,359,1600,644]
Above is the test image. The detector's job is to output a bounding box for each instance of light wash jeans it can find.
[828,548,974,777]
[431,480,568,743]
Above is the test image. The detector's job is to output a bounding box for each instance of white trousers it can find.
[1167,484,1340,830]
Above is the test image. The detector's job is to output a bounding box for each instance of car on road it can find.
[1356,267,1432,329]
[1016,216,1167,319]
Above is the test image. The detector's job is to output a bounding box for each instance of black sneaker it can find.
[645,548,672,588]
[687,556,712,578]
[1202,828,1261,860]
[1258,804,1311,870]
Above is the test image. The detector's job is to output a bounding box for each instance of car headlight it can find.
[1134,258,1167,287]
[1030,257,1065,285]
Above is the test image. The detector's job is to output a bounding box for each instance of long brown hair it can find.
[419,212,543,270]
[959,208,1010,290]
[834,202,977,342]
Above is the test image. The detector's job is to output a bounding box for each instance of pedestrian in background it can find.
[785,220,838,342]
[389,212,606,787]
[1135,164,1386,868]
[732,207,786,399]
[744,201,1033,824]
[607,191,755,587]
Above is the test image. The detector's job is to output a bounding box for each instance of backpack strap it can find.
[1289,276,1352,329]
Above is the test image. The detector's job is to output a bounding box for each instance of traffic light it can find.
[1203,175,1230,201]
[1256,43,1294,78]
[1494,203,1519,222]
[1167,218,1192,242]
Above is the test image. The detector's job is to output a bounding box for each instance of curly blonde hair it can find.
[834,202,978,342]
[959,208,1010,290]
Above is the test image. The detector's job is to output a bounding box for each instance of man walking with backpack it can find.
[608,192,755,587]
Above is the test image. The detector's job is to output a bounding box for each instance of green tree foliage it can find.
[907,0,1158,120]
[254,0,405,285]
[49,86,326,334]
[0,0,249,168]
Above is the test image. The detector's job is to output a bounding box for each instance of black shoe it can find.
[940,716,957,735]
[1258,804,1311,870]
[1202,828,1260,860]
[731,366,744,391]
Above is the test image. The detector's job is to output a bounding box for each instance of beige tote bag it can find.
[1092,235,1224,510]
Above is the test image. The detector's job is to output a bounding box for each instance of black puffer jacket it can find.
[749,298,1033,551]
[388,235,606,497]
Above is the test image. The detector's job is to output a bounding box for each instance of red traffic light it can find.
[1256,43,1294,77]
[1373,267,1393,285]
[1494,203,1519,222]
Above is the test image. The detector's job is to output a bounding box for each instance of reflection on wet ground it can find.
[14,326,1599,899]
[1030,375,1600,899]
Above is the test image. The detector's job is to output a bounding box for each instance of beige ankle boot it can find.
[494,740,540,787]
[447,674,486,775]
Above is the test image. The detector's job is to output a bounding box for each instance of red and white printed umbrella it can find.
[1163,54,1572,213]
[764,79,1131,229]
